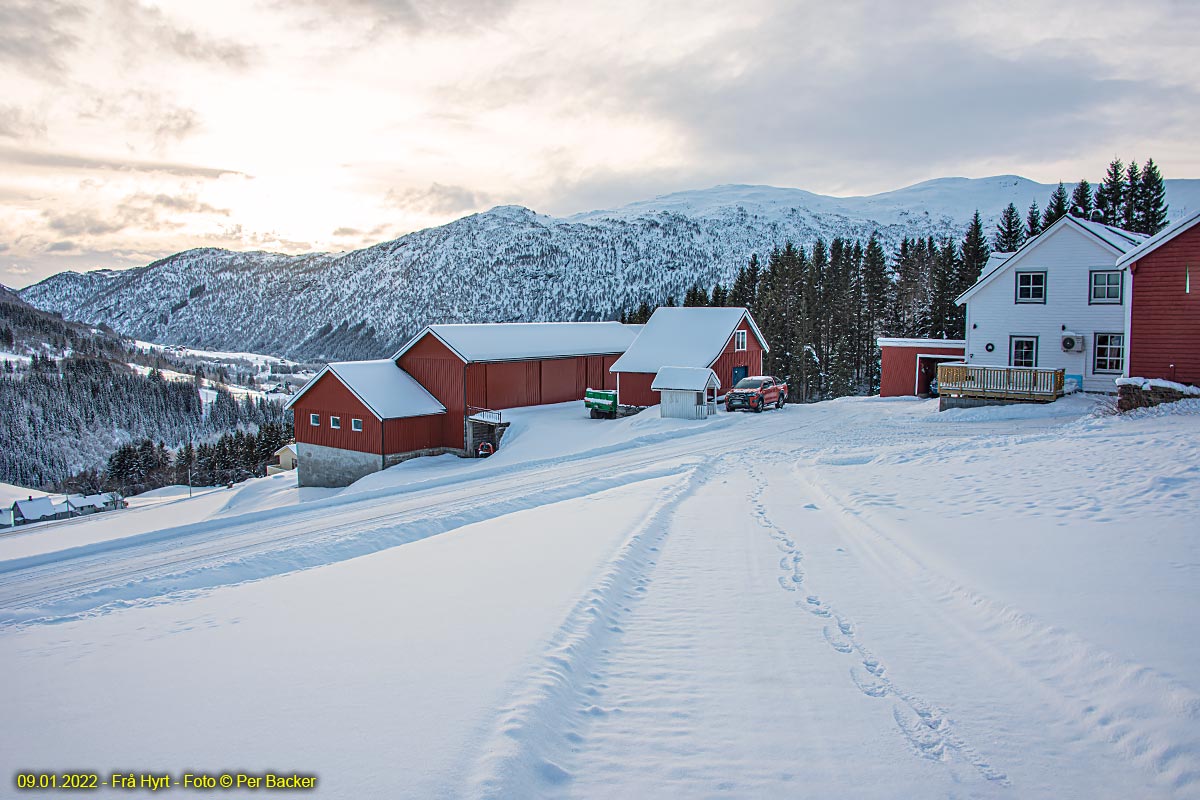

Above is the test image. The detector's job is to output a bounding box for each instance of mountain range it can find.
[20,175,1200,361]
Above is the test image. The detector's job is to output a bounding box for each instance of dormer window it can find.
[734,330,747,351]
[1015,271,1046,303]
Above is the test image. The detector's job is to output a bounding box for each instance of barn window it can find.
[330,416,341,429]
[1015,272,1046,303]
[1009,336,1038,368]
[1093,333,1124,374]
[1089,271,1122,304]
[309,413,320,427]
[351,418,363,432]
[734,330,747,351]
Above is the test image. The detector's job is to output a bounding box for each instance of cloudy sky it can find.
[1,0,1196,287]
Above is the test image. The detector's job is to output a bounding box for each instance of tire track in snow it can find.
[467,458,718,799]
[794,462,1200,795]
[745,461,1011,786]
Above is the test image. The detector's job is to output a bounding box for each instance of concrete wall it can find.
[297,441,383,488]
[963,223,1126,392]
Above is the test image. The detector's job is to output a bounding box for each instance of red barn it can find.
[285,360,447,487]
[392,322,641,450]
[1116,209,1200,386]
[610,307,767,406]
[877,338,966,397]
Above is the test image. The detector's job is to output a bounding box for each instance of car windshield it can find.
[734,378,766,389]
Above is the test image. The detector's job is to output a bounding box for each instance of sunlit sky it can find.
[2,0,1197,287]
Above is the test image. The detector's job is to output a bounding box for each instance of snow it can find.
[287,360,445,420]
[394,322,641,363]
[610,307,761,373]
[0,481,48,505]
[876,337,966,348]
[1072,217,1149,252]
[0,350,32,364]
[2,396,1200,797]
[1116,376,1200,395]
[650,366,720,391]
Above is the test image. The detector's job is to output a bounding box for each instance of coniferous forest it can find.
[623,158,1169,402]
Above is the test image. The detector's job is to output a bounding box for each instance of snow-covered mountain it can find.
[21,175,1200,360]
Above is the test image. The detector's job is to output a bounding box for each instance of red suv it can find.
[725,376,788,412]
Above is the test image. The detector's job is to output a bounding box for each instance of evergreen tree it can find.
[1069,179,1094,218]
[1123,160,1142,232]
[860,234,890,393]
[1026,200,1042,238]
[993,203,1025,252]
[1138,158,1169,234]
[1096,158,1125,226]
[1042,182,1070,228]
[710,282,728,306]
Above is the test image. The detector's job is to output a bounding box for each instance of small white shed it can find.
[652,366,721,419]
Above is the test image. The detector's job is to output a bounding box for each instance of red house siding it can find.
[383,414,444,454]
[292,373,383,455]
[397,335,468,449]
[1129,224,1200,385]
[616,319,764,406]
[879,344,965,397]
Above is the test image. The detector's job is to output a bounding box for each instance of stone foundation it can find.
[938,396,1045,411]
[297,442,383,488]
[383,447,465,468]
[1117,382,1198,412]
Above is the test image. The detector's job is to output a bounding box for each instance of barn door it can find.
[732,365,748,386]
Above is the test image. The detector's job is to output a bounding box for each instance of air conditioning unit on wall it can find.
[1061,332,1084,353]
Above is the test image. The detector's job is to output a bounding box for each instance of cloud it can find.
[40,190,231,238]
[385,182,493,215]
[75,89,204,150]
[0,104,47,140]
[332,227,362,236]
[46,241,78,252]
[284,0,518,37]
[0,145,244,178]
[0,1,86,76]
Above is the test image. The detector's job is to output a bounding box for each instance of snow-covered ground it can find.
[2,396,1199,798]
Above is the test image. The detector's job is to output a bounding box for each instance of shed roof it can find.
[392,321,642,363]
[610,307,767,373]
[652,366,721,391]
[14,496,57,521]
[285,360,446,420]
[1115,208,1200,267]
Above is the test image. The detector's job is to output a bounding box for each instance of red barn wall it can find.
[710,319,765,389]
[1129,224,1200,385]
[879,345,965,397]
[292,373,383,455]
[383,414,444,454]
[617,372,658,406]
[397,334,467,449]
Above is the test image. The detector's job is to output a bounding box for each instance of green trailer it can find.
[584,388,618,419]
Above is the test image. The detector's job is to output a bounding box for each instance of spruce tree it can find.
[957,211,990,335]
[1138,158,1169,234]
[993,203,1025,252]
[1123,160,1142,232]
[710,282,728,306]
[861,234,889,394]
[1096,158,1125,226]
[1042,182,1070,228]
[1026,200,1042,238]
[1069,179,1094,218]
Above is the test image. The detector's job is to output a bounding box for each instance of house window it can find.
[1015,271,1046,303]
[734,330,747,351]
[309,413,320,427]
[1093,333,1124,374]
[1010,336,1038,368]
[1090,271,1122,304]
[330,416,341,429]
[351,418,363,432]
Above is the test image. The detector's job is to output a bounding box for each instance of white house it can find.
[651,366,720,419]
[955,214,1147,393]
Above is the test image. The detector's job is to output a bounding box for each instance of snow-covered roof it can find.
[392,322,642,363]
[651,366,721,392]
[1115,208,1200,268]
[610,307,767,373]
[876,338,966,349]
[0,508,11,526]
[956,215,1146,305]
[284,360,446,420]
[14,496,57,521]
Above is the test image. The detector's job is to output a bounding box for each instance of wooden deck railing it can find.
[467,406,502,425]
[937,363,1065,402]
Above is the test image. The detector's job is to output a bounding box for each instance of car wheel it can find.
[776,396,783,409]
[753,401,763,413]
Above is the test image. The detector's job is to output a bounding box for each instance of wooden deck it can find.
[936,363,1065,402]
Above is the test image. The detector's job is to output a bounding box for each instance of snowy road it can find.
[3,397,1200,798]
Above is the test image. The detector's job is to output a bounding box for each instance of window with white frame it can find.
[734,330,747,351]
[1015,271,1046,303]
[309,413,320,426]
[1093,333,1124,373]
[1010,336,1038,368]
[351,418,363,432]
[330,416,341,429]
[1090,271,1122,304]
